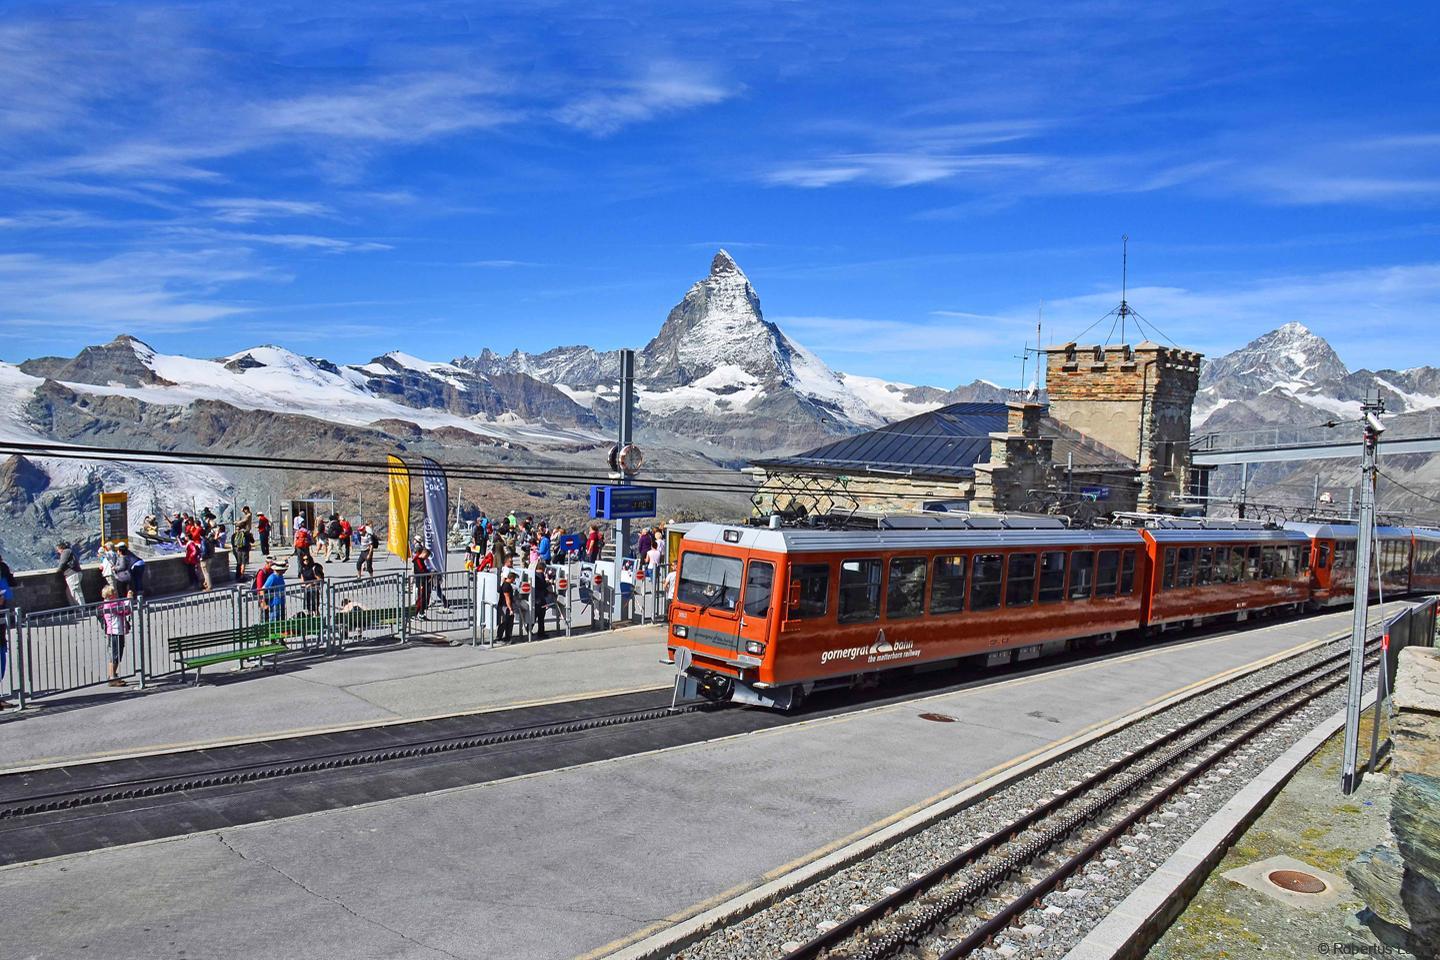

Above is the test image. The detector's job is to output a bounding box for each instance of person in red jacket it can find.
[338,517,353,562]
[293,524,312,563]
[256,513,271,555]
[183,537,202,589]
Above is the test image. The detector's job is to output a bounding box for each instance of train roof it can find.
[1141,527,1309,544]
[1284,521,1416,540]
[1412,528,1440,542]
[680,522,1144,554]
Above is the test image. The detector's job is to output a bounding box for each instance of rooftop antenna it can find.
[1028,301,1043,400]
[1119,233,1130,344]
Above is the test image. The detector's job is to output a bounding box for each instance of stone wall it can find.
[6,553,234,612]
[1349,644,1440,952]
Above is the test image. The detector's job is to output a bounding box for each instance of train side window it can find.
[788,563,830,619]
[1230,547,1247,583]
[1069,551,1095,600]
[1163,547,1177,590]
[971,554,1004,610]
[1006,553,1037,607]
[743,561,774,618]
[1261,546,1278,579]
[1212,546,1230,583]
[1176,547,1197,588]
[886,557,927,620]
[1094,550,1120,597]
[1197,546,1213,586]
[1247,545,1262,580]
[1119,551,1136,594]
[838,559,883,623]
[1038,551,1067,603]
[1317,543,1330,570]
[930,555,968,614]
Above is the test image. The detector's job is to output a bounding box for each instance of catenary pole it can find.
[612,349,636,624]
[1342,389,1384,794]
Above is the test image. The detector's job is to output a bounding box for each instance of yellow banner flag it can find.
[387,455,411,559]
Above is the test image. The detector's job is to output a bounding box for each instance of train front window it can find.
[1038,551,1067,603]
[1317,543,1330,570]
[678,553,743,613]
[838,559,883,623]
[971,554,1004,610]
[743,561,774,618]
[886,557,927,619]
[788,563,830,619]
[930,555,968,614]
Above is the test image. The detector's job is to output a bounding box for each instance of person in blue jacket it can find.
[262,559,288,623]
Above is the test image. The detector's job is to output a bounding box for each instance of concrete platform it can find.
[0,610,1368,960]
[0,625,674,771]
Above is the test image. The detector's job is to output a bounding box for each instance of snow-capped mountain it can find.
[1194,321,1440,428]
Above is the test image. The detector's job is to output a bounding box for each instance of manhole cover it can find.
[919,712,957,723]
[1268,869,1327,894]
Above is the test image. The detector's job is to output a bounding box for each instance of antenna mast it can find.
[1119,234,1130,344]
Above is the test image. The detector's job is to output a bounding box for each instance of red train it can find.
[666,514,1438,710]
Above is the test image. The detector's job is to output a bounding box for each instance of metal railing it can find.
[1193,408,1440,454]
[1351,597,1439,790]
[1,562,670,705]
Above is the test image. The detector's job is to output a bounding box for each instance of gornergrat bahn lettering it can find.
[666,518,1440,710]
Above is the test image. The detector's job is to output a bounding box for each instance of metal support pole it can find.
[12,611,25,710]
[1313,474,1321,515]
[612,349,635,627]
[1238,461,1248,519]
[135,595,147,689]
[1342,389,1384,794]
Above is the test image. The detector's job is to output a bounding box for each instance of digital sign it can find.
[589,485,658,520]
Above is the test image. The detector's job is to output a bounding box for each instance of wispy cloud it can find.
[197,198,333,223]
[0,250,269,338]
[465,259,542,268]
[766,151,1044,188]
[163,228,392,253]
[555,62,734,136]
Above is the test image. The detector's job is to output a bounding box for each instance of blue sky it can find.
[1,1,1437,387]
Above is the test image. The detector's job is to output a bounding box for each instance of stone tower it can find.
[1043,341,1202,513]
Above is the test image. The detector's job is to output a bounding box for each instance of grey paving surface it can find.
[0,625,673,770]
[0,610,1362,960]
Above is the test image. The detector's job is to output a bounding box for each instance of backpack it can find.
[294,529,311,549]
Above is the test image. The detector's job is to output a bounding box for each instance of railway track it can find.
[776,640,1381,960]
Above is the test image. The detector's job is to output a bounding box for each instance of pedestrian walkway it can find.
[0,624,673,772]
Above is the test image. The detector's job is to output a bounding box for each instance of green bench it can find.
[169,615,323,683]
[331,605,407,643]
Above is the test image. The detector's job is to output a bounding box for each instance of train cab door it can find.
[735,559,776,664]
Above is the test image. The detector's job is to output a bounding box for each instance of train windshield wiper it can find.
[698,573,731,613]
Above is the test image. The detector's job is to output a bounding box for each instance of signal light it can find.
[673,624,689,638]
[744,640,765,656]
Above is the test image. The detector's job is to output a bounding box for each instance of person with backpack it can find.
[293,523,312,564]
[338,517,353,562]
[262,559,288,624]
[584,524,603,562]
[183,536,202,589]
[97,585,132,687]
[199,528,216,590]
[115,542,144,597]
[253,556,274,593]
[232,526,251,583]
[256,513,271,555]
[55,540,84,607]
[411,548,432,618]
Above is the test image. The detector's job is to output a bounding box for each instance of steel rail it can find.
[781,638,1378,960]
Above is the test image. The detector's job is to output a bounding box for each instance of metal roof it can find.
[1143,528,1309,544]
[1283,521,1415,540]
[751,402,1007,479]
[680,521,1145,554]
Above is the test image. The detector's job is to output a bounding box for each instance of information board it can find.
[100,491,130,545]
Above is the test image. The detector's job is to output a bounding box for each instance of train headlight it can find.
[673,624,689,639]
[744,640,766,656]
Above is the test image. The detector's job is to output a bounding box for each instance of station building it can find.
[748,340,1205,522]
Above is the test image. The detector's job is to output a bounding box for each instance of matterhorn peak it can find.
[1276,321,1312,337]
[710,248,743,277]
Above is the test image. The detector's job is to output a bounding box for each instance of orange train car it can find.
[1411,528,1440,595]
[667,518,1147,709]
[1136,522,1311,628]
[1284,522,1421,606]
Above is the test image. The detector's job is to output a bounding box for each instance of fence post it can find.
[470,572,479,646]
[135,594,148,689]
[10,609,24,710]
[399,573,410,643]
